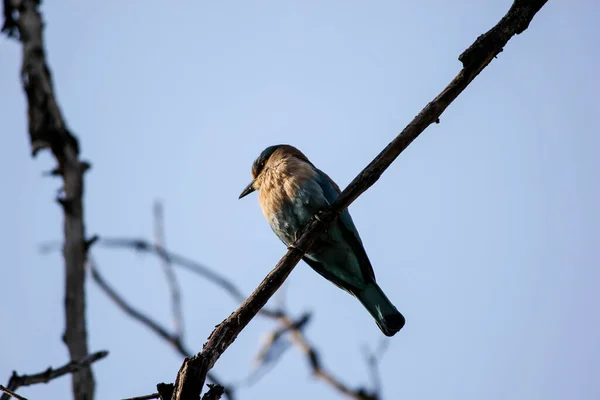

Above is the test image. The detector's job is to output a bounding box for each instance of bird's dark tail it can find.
[356,282,405,337]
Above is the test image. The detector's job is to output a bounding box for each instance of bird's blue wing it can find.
[314,169,376,282]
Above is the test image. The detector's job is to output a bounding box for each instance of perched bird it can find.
[239,144,405,336]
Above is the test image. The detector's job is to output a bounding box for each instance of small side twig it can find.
[96,237,282,319]
[278,316,375,400]
[87,258,233,400]
[362,339,389,398]
[0,386,26,400]
[1,351,109,400]
[121,392,160,400]
[153,201,185,339]
[201,384,224,400]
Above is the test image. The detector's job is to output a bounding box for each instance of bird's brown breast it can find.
[258,157,316,218]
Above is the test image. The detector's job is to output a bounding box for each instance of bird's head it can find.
[239,144,310,199]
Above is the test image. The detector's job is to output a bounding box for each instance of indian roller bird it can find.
[239,144,405,336]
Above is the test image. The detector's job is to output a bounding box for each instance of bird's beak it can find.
[239,180,256,199]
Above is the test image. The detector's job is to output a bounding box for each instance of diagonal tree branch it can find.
[2,1,95,399]
[0,352,109,400]
[97,238,382,400]
[168,1,549,398]
[95,237,283,319]
[87,258,234,400]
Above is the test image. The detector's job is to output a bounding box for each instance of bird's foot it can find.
[314,211,324,222]
[287,243,305,252]
[287,232,306,252]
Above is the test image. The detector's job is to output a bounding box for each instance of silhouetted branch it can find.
[96,237,283,319]
[0,352,108,400]
[276,315,376,400]
[99,236,380,400]
[130,383,223,400]
[252,313,311,371]
[87,258,234,400]
[167,1,548,398]
[121,393,160,400]
[0,386,26,400]
[89,257,189,355]
[156,383,174,400]
[99,234,385,400]
[201,384,225,400]
[2,1,95,398]
[153,201,185,339]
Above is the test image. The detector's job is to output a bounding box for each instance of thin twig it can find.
[168,1,549,398]
[1,351,108,400]
[153,201,185,340]
[87,258,234,400]
[280,316,375,400]
[0,386,26,400]
[96,237,283,319]
[201,384,225,400]
[242,313,311,387]
[3,1,96,397]
[121,393,159,400]
[362,339,389,398]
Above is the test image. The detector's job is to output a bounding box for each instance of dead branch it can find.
[201,385,225,400]
[121,393,159,400]
[96,236,283,319]
[0,386,26,400]
[166,1,549,398]
[87,258,233,400]
[2,1,95,398]
[0,352,108,400]
[98,235,381,400]
[277,315,376,400]
[362,340,389,399]
[153,201,185,339]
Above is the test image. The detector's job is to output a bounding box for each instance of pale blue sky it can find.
[1,1,599,399]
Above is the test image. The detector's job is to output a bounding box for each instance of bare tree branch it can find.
[87,258,234,400]
[98,235,386,400]
[89,257,188,354]
[201,385,224,400]
[97,236,382,400]
[95,237,283,319]
[277,315,376,400]
[153,201,185,339]
[121,393,159,400]
[0,352,109,400]
[0,386,26,400]
[167,1,549,398]
[2,1,96,398]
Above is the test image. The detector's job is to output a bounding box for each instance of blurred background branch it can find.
[81,201,386,400]
[0,352,108,400]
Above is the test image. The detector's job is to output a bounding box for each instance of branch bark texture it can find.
[0,352,108,400]
[168,1,549,398]
[2,1,94,399]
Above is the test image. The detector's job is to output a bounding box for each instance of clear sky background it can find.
[1,1,599,399]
